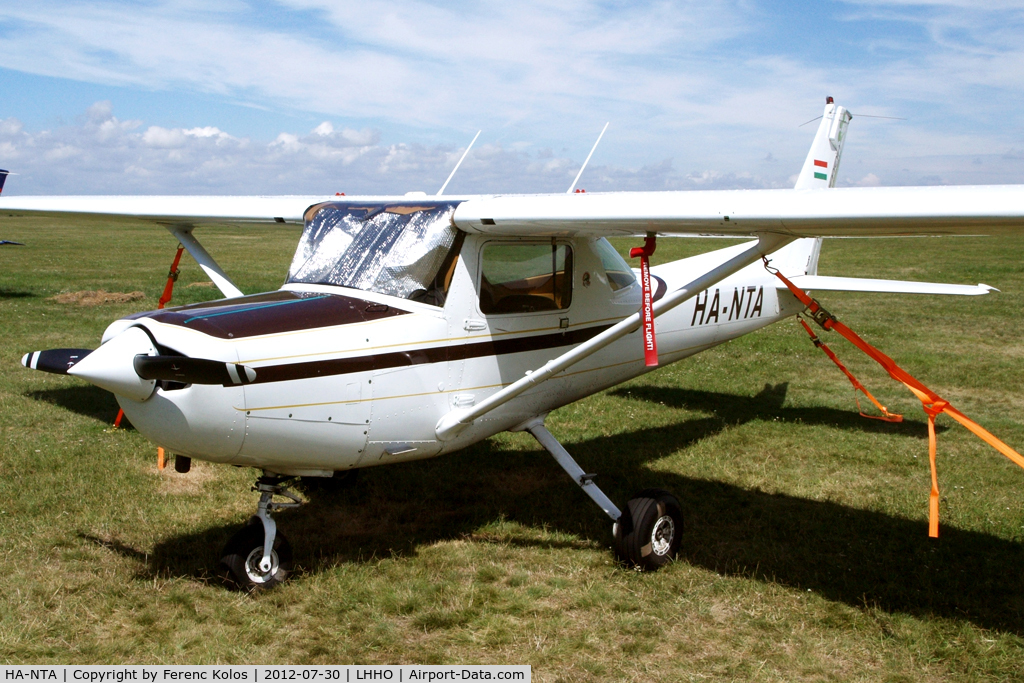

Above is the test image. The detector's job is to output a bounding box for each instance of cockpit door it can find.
[442,238,578,420]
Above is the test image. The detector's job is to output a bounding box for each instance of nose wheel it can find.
[220,475,301,590]
[220,519,293,590]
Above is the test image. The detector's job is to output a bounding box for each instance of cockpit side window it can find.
[479,242,573,314]
[591,237,637,292]
[410,230,465,306]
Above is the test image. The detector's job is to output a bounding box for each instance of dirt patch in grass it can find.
[152,459,218,496]
[50,290,146,306]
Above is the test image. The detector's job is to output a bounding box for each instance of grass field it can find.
[1,216,1023,680]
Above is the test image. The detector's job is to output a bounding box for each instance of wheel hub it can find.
[244,547,280,583]
[650,515,675,556]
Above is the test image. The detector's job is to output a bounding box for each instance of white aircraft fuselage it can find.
[103,229,803,477]
[14,98,1017,586]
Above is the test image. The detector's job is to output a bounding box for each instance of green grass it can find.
[1,217,1023,680]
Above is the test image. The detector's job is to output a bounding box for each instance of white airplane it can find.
[6,98,1022,590]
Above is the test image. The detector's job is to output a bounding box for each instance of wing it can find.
[0,195,333,224]
[450,185,1024,238]
[0,194,337,298]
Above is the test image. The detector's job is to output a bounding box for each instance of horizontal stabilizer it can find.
[783,275,996,296]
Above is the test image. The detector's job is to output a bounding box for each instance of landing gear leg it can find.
[519,417,622,521]
[518,416,683,571]
[220,474,301,590]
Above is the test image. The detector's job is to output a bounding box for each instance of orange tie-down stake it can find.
[765,257,1024,537]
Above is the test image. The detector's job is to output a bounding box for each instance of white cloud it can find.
[854,173,882,186]
[184,126,234,141]
[2,100,1022,195]
[143,126,187,148]
[0,2,1023,192]
[0,102,784,195]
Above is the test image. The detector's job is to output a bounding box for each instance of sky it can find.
[0,0,1022,196]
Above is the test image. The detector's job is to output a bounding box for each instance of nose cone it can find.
[68,326,157,401]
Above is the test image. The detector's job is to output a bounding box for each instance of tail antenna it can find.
[437,131,481,196]
[567,122,609,194]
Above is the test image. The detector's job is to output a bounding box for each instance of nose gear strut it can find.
[220,474,302,590]
[253,475,302,573]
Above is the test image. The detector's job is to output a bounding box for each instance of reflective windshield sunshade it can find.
[287,201,460,302]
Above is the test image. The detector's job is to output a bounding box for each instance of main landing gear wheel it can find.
[613,489,683,571]
[220,518,293,591]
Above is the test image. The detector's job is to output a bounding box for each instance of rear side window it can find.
[479,243,573,314]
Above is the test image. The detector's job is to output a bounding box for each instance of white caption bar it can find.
[1,667,530,683]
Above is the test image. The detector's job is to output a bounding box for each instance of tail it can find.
[794,97,852,190]
[0,169,8,195]
[777,97,853,277]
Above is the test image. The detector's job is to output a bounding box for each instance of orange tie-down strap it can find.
[765,257,1024,537]
[796,317,903,423]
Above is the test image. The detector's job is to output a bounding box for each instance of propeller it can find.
[21,349,93,374]
[133,355,257,385]
[23,346,256,386]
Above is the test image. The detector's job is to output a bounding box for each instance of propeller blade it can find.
[133,355,257,386]
[21,349,93,375]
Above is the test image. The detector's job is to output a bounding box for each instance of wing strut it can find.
[164,225,244,299]
[435,232,794,440]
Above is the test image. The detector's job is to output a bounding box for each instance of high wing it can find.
[446,101,1020,241]
[0,194,333,224]
[8,185,1020,239]
[450,184,1024,238]
[0,194,336,297]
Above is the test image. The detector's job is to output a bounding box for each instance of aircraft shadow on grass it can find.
[27,385,128,427]
[0,287,34,299]
[87,382,1021,634]
[610,382,943,438]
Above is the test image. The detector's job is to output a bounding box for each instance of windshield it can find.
[287,201,462,304]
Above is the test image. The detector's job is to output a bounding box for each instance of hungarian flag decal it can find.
[813,159,828,181]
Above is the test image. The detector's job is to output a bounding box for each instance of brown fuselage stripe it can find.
[250,323,615,385]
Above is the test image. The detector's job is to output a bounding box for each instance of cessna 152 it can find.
[6,99,1023,589]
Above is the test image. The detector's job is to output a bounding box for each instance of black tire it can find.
[219,520,293,591]
[613,488,682,571]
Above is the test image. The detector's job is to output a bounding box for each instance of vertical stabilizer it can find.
[794,97,851,190]
[0,170,8,195]
[778,98,852,277]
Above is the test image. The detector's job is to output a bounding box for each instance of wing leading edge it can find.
[451,185,1024,238]
[0,195,333,224]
